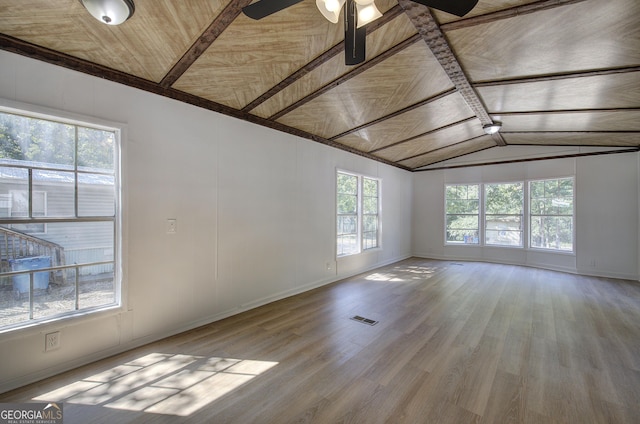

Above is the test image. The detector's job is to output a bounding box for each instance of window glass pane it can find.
[445,215,479,244]
[531,216,573,251]
[78,266,116,309]
[485,183,523,214]
[337,193,357,214]
[33,170,75,217]
[0,112,75,165]
[529,178,574,251]
[77,127,115,170]
[485,215,522,246]
[363,196,378,215]
[363,178,378,197]
[337,234,358,256]
[337,215,357,236]
[0,111,119,331]
[78,173,115,216]
[445,184,479,244]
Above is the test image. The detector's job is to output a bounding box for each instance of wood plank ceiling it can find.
[1,0,639,170]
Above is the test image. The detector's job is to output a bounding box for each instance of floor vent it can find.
[350,315,378,326]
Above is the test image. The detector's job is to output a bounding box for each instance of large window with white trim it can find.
[337,171,380,256]
[484,182,524,247]
[445,184,479,244]
[445,178,574,252]
[529,177,574,251]
[0,108,120,331]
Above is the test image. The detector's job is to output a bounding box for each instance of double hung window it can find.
[445,178,573,252]
[337,171,380,256]
[0,108,121,331]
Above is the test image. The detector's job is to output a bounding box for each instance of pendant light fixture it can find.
[316,0,381,27]
[80,0,135,25]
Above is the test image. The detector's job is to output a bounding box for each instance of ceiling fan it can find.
[242,0,479,65]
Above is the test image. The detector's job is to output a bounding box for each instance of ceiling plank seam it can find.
[415,148,640,172]
[475,66,640,87]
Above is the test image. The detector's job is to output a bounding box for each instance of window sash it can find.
[0,108,120,331]
[337,172,380,257]
[445,179,574,252]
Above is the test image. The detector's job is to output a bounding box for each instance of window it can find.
[445,184,479,244]
[0,108,120,331]
[337,171,380,256]
[444,178,574,252]
[529,178,574,251]
[485,182,524,247]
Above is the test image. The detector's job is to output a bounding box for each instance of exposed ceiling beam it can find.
[243,4,405,112]
[160,0,253,88]
[398,0,506,146]
[0,34,410,171]
[441,0,590,31]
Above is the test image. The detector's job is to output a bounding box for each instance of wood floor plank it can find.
[1,258,639,423]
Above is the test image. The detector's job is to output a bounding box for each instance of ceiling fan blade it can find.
[242,0,305,20]
[409,0,479,17]
[344,0,366,65]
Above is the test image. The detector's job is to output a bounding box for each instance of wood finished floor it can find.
[2,258,639,423]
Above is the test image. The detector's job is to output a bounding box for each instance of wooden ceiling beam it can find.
[160,0,253,88]
[398,0,506,146]
[440,0,590,32]
[0,33,410,171]
[243,4,405,112]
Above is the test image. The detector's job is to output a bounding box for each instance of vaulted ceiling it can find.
[1,0,639,170]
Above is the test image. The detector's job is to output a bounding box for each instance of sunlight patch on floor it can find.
[34,353,278,417]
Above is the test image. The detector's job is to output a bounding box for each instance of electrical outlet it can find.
[167,219,177,234]
[45,331,60,352]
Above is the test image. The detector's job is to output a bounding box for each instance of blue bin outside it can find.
[9,256,51,294]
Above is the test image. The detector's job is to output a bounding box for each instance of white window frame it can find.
[0,103,123,333]
[336,170,381,257]
[444,183,480,245]
[484,182,524,248]
[528,177,575,252]
[444,178,575,253]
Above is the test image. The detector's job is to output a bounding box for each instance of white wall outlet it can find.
[167,219,177,234]
[45,331,61,352]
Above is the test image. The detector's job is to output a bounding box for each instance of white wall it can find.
[413,149,640,281]
[0,51,412,393]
